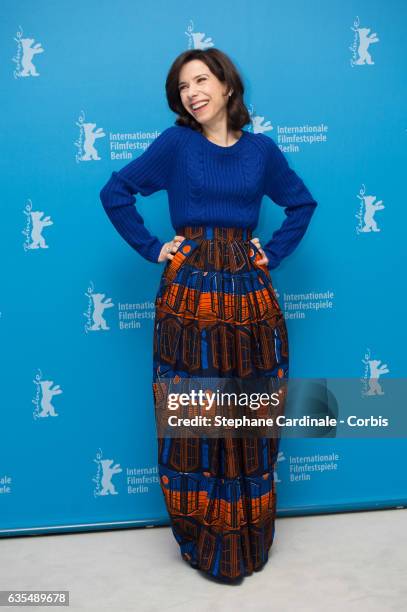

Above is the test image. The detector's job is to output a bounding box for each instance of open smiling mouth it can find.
[191,101,209,113]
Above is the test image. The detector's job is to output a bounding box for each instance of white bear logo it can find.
[352,27,379,66]
[250,114,273,134]
[19,37,44,77]
[88,292,114,331]
[359,195,384,233]
[27,210,53,248]
[99,459,122,495]
[273,450,285,483]
[356,189,385,234]
[185,20,214,50]
[362,357,389,396]
[38,380,63,417]
[80,122,105,161]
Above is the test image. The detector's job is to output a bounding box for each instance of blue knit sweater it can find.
[99,125,317,270]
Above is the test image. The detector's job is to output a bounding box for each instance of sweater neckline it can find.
[197,129,248,153]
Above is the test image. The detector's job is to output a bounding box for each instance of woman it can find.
[100,48,317,584]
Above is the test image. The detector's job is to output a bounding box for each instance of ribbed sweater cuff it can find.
[148,239,165,264]
[263,246,281,270]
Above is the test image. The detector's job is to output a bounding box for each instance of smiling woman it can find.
[99,46,318,585]
[167,49,251,149]
[180,80,210,117]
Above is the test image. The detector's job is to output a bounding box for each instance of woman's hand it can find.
[250,237,269,266]
[157,235,186,263]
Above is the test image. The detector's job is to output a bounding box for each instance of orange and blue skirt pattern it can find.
[152,226,289,583]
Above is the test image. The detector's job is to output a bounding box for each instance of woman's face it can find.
[178,59,230,127]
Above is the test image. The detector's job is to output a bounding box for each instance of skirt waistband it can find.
[175,225,253,242]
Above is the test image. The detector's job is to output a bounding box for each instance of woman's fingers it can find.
[250,237,269,266]
[157,235,187,263]
[173,235,186,247]
[166,235,186,260]
[158,235,185,262]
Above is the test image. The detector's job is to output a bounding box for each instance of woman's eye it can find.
[179,78,206,91]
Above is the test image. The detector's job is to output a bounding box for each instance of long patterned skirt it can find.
[152,226,289,583]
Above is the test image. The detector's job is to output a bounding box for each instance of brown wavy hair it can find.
[165,48,251,133]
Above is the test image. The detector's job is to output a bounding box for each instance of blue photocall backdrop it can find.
[1,0,406,536]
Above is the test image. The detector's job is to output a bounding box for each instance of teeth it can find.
[192,101,208,110]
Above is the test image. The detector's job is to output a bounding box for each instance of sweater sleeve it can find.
[259,135,318,270]
[99,126,179,263]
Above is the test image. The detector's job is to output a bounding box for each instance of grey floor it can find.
[1,508,406,611]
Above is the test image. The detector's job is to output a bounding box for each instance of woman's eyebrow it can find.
[178,73,209,87]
